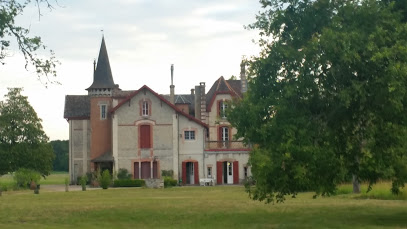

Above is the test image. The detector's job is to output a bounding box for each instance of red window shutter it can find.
[216,161,223,185]
[140,125,151,148]
[233,161,239,184]
[194,161,199,185]
[182,161,187,185]
[134,162,139,179]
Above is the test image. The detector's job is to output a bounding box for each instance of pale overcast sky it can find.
[0,0,262,140]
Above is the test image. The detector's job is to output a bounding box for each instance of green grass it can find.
[336,181,407,200]
[0,186,406,228]
[0,172,68,189]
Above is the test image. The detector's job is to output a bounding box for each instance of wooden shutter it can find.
[140,125,151,148]
[194,161,199,185]
[182,161,187,185]
[216,161,223,185]
[134,162,139,179]
[233,161,239,184]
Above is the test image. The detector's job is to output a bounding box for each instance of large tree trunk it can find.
[352,174,360,193]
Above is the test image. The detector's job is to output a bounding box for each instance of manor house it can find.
[64,38,251,185]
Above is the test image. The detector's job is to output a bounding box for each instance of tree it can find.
[229,0,407,203]
[1,0,59,83]
[0,88,54,176]
[50,140,68,171]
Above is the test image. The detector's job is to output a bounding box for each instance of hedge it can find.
[113,179,145,187]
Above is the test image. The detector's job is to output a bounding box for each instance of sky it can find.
[0,0,262,141]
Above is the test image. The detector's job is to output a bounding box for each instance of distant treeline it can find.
[51,140,68,172]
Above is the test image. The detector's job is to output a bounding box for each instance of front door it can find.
[186,162,194,184]
[223,161,233,184]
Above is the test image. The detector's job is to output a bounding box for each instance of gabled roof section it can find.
[64,95,90,119]
[206,76,242,111]
[111,85,208,128]
[86,37,115,90]
[175,94,191,104]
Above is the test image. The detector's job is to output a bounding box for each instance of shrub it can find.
[13,168,41,188]
[113,179,145,187]
[100,170,111,189]
[164,176,177,188]
[161,170,174,177]
[117,168,132,180]
[80,175,88,191]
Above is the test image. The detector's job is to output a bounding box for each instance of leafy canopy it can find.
[0,0,59,84]
[0,88,54,176]
[229,0,407,203]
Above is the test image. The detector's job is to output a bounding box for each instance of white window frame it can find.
[142,101,149,116]
[221,127,229,141]
[100,104,107,120]
[184,130,195,140]
[220,101,228,118]
[207,167,212,178]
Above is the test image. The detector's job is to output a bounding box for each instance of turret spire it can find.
[86,36,115,92]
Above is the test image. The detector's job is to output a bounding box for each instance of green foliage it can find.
[0,0,59,82]
[229,0,407,203]
[0,88,55,176]
[117,168,132,180]
[50,140,68,172]
[113,179,145,187]
[161,170,173,177]
[80,175,87,191]
[13,168,40,188]
[100,170,111,189]
[163,176,177,188]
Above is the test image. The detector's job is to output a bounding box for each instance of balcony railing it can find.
[205,141,250,150]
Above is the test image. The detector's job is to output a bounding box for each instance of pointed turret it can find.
[87,37,115,95]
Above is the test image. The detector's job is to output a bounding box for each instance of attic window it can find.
[142,101,149,116]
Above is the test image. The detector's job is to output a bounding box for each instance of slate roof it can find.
[64,95,90,119]
[91,152,114,162]
[206,76,242,110]
[86,37,115,90]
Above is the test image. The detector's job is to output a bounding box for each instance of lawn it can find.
[0,185,406,229]
[0,172,69,189]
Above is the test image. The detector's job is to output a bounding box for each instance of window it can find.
[220,127,229,141]
[140,125,151,148]
[184,130,195,140]
[219,126,229,148]
[207,167,212,178]
[142,101,149,116]
[219,101,228,118]
[100,104,107,120]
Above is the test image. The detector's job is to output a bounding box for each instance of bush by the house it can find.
[117,168,132,180]
[161,170,173,177]
[164,176,177,188]
[100,170,111,189]
[13,168,41,188]
[113,179,145,187]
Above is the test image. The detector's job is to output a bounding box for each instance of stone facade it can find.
[64,38,251,185]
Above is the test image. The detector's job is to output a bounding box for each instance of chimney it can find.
[191,89,194,96]
[199,82,206,123]
[194,85,201,119]
[170,64,175,104]
[240,60,247,93]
